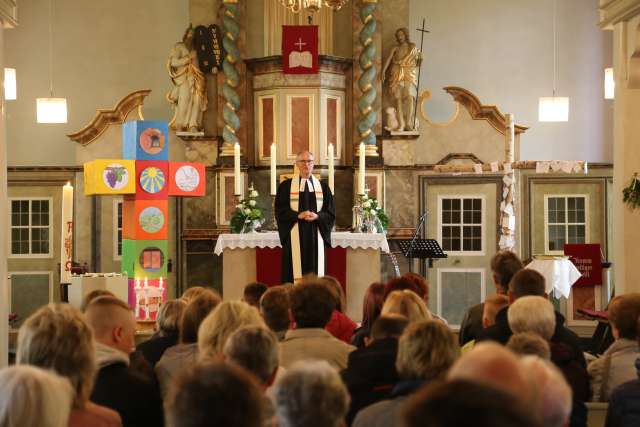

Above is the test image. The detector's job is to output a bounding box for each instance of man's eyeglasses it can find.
[296,160,314,164]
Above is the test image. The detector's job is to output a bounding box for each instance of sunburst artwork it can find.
[140,167,166,194]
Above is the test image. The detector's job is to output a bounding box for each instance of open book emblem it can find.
[289,50,312,68]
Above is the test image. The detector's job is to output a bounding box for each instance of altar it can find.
[214,232,389,322]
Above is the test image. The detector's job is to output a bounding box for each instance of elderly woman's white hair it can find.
[0,365,74,427]
[16,303,96,408]
[274,360,350,427]
[521,356,572,427]
[507,295,556,340]
[198,300,265,359]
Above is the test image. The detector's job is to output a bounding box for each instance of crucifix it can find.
[412,18,430,129]
[83,120,206,320]
[295,37,307,51]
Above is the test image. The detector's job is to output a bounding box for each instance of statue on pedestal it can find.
[382,28,421,132]
[167,25,208,134]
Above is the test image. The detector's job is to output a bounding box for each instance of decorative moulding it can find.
[0,0,17,28]
[443,86,528,136]
[67,89,151,146]
[436,153,485,166]
[599,0,640,29]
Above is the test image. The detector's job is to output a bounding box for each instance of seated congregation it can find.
[2,251,640,427]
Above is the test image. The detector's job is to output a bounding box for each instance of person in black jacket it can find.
[137,299,186,367]
[85,296,164,427]
[342,315,409,425]
[606,357,640,427]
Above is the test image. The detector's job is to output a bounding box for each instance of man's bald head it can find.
[447,342,529,399]
[84,296,137,355]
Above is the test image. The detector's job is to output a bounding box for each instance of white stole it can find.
[289,174,325,280]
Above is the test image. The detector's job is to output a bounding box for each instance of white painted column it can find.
[0,25,9,367]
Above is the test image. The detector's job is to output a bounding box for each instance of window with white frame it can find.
[544,195,588,253]
[114,199,123,260]
[10,198,52,257]
[439,196,484,254]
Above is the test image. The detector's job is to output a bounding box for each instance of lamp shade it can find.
[538,97,569,122]
[4,68,16,100]
[36,97,67,123]
[604,68,614,99]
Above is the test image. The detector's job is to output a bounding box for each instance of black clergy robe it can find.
[275,177,335,283]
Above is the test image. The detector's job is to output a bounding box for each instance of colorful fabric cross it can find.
[83,120,205,320]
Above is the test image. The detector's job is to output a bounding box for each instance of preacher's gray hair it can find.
[0,365,74,427]
[274,360,350,427]
[223,325,279,384]
[508,296,556,340]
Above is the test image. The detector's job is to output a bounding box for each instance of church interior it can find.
[1,0,640,426]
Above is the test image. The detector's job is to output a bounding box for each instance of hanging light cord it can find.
[48,0,54,97]
[552,0,557,99]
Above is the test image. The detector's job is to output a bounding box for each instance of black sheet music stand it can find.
[397,239,447,269]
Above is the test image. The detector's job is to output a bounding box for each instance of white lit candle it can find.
[505,113,515,164]
[328,143,335,194]
[60,182,73,284]
[270,143,277,196]
[358,143,366,195]
[234,143,241,196]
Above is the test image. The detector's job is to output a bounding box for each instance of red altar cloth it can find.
[256,247,347,290]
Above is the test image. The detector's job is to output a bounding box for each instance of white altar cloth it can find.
[525,258,582,299]
[214,231,390,255]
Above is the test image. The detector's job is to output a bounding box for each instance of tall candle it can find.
[328,143,335,194]
[358,142,366,195]
[60,182,73,284]
[270,143,277,195]
[234,143,241,195]
[505,113,515,163]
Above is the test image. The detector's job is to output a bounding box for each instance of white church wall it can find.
[409,0,613,163]
[4,0,189,166]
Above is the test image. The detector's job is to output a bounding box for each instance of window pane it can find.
[450,227,460,239]
[451,239,460,251]
[568,198,575,209]
[575,198,584,210]
[32,213,41,226]
[20,212,28,226]
[463,238,472,251]
[41,211,49,226]
[443,199,451,210]
[443,238,451,251]
[451,199,460,210]
[443,211,451,224]
[473,238,482,251]
[20,242,29,253]
[463,211,472,223]
[568,209,576,223]
[472,211,481,224]
[32,200,40,211]
[473,199,481,210]
[463,199,472,210]
[451,211,461,223]
[41,200,49,212]
[32,228,41,241]
[11,228,20,241]
[20,229,28,241]
[11,242,20,254]
[576,209,585,223]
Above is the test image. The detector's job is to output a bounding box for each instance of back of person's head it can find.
[447,342,528,399]
[0,365,74,427]
[165,361,263,427]
[361,282,385,329]
[383,276,421,300]
[396,320,458,381]
[402,272,429,301]
[289,282,335,328]
[198,301,265,359]
[223,326,279,385]
[242,282,269,308]
[608,293,640,340]
[181,286,216,304]
[508,269,546,300]
[508,296,555,340]
[16,303,95,408]
[156,299,187,336]
[274,360,349,427]
[370,314,409,341]
[319,276,346,313]
[180,289,221,344]
[80,289,115,312]
[259,285,291,334]
[507,332,551,360]
[520,356,572,427]
[84,296,136,354]
[403,379,536,427]
[381,290,432,323]
[482,294,509,328]
[490,251,524,293]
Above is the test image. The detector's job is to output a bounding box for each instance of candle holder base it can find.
[264,195,278,231]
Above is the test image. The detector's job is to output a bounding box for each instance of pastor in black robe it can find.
[275,177,335,283]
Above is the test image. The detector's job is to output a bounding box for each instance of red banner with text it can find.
[564,243,602,286]
[282,25,318,74]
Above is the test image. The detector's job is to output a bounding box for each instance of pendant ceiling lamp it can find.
[280,0,348,14]
[37,0,67,124]
[539,0,568,122]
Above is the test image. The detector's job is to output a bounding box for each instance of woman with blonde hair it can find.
[198,300,265,359]
[0,365,74,427]
[381,290,432,323]
[16,303,121,426]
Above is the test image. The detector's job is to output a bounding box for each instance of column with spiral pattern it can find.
[357,0,378,153]
[221,0,241,151]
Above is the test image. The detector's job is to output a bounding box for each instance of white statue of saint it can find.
[382,28,422,132]
[167,25,208,134]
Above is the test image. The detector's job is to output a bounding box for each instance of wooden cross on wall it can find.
[83,120,206,320]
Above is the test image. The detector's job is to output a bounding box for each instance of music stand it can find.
[397,239,447,269]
